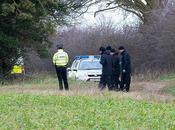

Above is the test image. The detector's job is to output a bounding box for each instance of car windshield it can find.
[79,60,102,70]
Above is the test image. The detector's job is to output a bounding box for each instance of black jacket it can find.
[121,50,131,73]
[100,50,113,75]
[112,54,120,75]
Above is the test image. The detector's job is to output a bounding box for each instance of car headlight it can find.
[76,72,88,80]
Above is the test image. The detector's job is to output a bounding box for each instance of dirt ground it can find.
[128,81,175,102]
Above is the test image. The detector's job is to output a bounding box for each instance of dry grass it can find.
[0,75,175,103]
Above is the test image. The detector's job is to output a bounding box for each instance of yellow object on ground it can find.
[11,65,23,74]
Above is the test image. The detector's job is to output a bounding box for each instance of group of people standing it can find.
[53,44,131,92]
[99,46,131,92]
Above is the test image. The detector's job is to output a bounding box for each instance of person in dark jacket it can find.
[98,46,106,89]
[110,49,120,91]
[118,46,131,92]
[99,46,106,55]
[100,46,113,90]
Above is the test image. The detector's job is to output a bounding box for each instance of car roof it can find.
[75,55,101,60]
[80,59,99,61]
[74,58,100,62]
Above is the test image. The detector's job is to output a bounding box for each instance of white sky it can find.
[74,2,140,28]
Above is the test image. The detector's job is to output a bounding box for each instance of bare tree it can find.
[26,1,175,75]
[80,0,168,24]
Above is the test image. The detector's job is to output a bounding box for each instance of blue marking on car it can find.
[75,55,101,60]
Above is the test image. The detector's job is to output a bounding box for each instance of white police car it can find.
[68,55,102,81]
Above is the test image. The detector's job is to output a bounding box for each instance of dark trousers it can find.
[98,74,105,89]
[55,66,69,90]
[120,72,131,92]
[99,74,113,90]
[112,73,120,90]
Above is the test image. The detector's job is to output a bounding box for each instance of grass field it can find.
[160,74,175,96]
[0,74,175,130]
[164,85,175,96]
[160,73,175,81]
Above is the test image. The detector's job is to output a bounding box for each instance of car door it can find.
[68,60,79,79]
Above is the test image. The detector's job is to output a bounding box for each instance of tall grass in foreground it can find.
[0,94,174,130]
[0,73,175,129]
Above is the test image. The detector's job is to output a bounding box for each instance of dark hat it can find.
[106,46,112,50]
[57,44,63,49]
[118,46,125,50]
[111,48,116,53]
[99,46,106,52]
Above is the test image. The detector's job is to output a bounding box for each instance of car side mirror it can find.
[73,69,77,72]
[67,68,71,71]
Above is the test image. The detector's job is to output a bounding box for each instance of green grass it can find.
[0,94,175,130]
[164,85,175,96]
[159,73,175,95]
[160,73,175,81]
[0,74,175,129]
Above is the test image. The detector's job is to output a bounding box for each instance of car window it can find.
[71,60,79,69]
[74,61,79,69]
[79,60,102,70]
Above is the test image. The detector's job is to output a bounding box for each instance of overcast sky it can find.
[73,2,140,28]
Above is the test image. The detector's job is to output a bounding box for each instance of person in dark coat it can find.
[118,46,131,92]
[110,49,120,91]
[98,46,106,89]
[100,46,113,90]
[99,46,106,55]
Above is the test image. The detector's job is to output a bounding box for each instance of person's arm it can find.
[116,57,120,71]
[65,53,69,65]
[123,53,130,71]
[100,55,106,66]
[53,54,56,65]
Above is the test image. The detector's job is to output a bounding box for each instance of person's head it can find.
[99,46,106,54]
[110,48,116,55]
[106,46,112,51]
[118,46,125,53]
[57,44,63,50]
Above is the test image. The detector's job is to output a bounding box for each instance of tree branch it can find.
[94,5,121,17]
[119,6,145,22]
